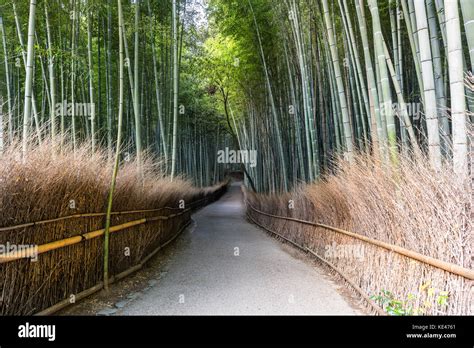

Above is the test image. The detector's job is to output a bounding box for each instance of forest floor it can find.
[61,182,365,315]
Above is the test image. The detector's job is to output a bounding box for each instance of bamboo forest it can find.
[0,0,473,327]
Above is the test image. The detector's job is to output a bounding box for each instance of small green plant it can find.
[371,289,410,315]
[371,281,450,316]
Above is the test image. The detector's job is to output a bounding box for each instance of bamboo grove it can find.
[206,0,473,192]
[0,0,230,188]
[0,0,473,194]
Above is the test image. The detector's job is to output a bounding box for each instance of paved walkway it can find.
[119,182,360,315]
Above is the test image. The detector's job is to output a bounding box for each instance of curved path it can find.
[119,182,361,315]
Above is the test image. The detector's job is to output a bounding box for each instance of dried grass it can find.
[247,152,473,315]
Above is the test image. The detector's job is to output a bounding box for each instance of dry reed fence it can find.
[0,141,227,315]
[245,153,473,315]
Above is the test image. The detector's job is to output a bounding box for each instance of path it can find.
[118,182,361,315]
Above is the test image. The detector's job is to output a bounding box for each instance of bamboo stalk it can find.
[414,0,442,170]
[170,0,179,180]
[445,0,469,176]
[21,0,38,157]
[87,6,96,152]
[0,16,13,144]
[104,0,126,290]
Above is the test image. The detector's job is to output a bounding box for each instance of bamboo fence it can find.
[0,184,227,315]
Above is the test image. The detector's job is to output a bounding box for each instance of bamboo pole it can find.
[414,0,442,170]
[104,0,126,290]
[21,0,38,157]
[133,0,142,167]
[446,0,468,176]
[70,0,77,152]
[0,16,13,144]
[170,0,179,180]
[400,0,425,104]
[87,6,96,152]
[44,0,56,146]
[427,0,449,147]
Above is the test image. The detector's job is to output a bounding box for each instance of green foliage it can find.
[371,282,450,316]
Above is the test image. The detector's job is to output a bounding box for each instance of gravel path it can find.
[118,182,361,315]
